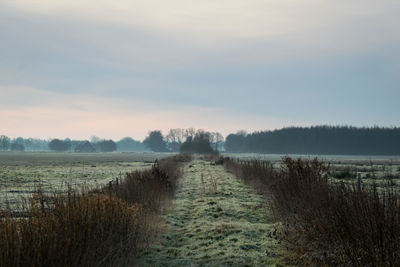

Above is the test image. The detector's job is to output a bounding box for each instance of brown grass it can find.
[224,157,400,266]
[106,154,191,210]
[0,192,142,267]
[0,154,191,267]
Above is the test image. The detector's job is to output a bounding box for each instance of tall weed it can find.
[224,157,400,266]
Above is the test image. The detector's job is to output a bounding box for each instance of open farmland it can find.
[223,153,400,187]
[0,152,175,210]
[1,152,400,266]
[3,151,399,210]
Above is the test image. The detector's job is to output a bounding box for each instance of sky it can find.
[1,0,399,141]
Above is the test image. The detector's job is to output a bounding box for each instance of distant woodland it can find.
[225,126,400,155]
[0,136,146,152]
[1,126,400,155]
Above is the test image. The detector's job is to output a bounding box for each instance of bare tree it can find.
[166,128,186,152]
[195,129,210,138]
[207,132,224,151]
[209,132,217,145]
[166,129,178,144]
[90,136,101,143]
[184,128,196,140]
[214,132,224,151]
[175,128,185,144]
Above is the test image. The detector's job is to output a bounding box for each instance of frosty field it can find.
[0,152,174,210]
[2,152,400,211]
[223,153,400,187]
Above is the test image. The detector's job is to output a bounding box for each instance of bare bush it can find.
[224,157,400,266]
[0,154,190,267]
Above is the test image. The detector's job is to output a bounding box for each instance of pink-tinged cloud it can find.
[1,106,301,141]
[0,85,301,140]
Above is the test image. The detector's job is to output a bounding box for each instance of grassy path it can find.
[137,160,287,266]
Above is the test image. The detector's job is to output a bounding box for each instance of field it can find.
[1,152,400,266]
[0,152,174,210]
[223,153,400,187]
[3,151,399,210]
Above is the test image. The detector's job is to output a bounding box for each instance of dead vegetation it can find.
[0,154,191,267]
[224,157,400,266]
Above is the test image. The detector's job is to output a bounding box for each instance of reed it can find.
[224,157,400,266]
[0,154,191,267]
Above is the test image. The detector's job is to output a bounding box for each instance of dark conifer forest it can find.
[225,126,400,155]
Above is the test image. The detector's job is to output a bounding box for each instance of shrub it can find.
[224,157,400,266]
[105,154,190,211]
[0,192,141,267]
[0,154,190,267]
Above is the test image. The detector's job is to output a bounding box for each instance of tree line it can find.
[0,136,146,152]
[143,128,223,154]
[225,126,400,155]
[3,126,400,155]
[0,136,48,151]
[0,128,224,154]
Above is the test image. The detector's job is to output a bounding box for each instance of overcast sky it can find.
[1,0,399,140]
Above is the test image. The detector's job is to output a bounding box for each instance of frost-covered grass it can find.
[0,155,184,267]
[225,157,400,266]
[138,160,288,266]
[0,152,172,209]
[223,153,400,189]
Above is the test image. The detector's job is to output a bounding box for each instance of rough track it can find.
[138,160,286,266]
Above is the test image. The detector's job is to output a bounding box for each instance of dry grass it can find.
[105,154,191,210]
[0,154,191,267]
[0,192,142,267]
[224,157,400,266]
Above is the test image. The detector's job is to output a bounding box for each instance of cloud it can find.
[0,0,399,138]
[2,0,314,39]
[0,85,301,140]
[2,0,399,47]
